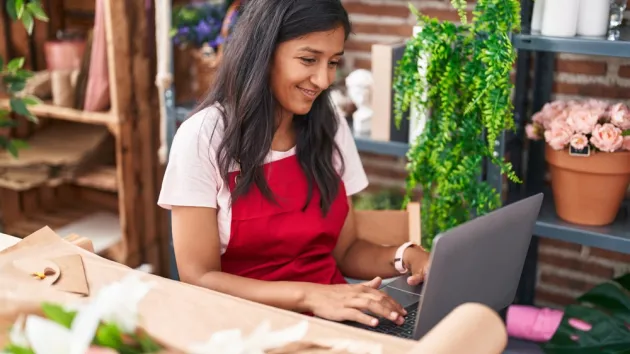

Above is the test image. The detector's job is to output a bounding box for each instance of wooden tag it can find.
[11,258,61,286]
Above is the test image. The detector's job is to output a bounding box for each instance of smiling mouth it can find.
[297,86,319,99]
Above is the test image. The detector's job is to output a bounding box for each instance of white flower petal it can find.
[319,339,383,354]
[188,329,244,354]
[24,315,72,354]
[68,300,106,354]
[247,320,309,351]
[91,273,155,333]
[188,321,309,354]
[9,316,28,348]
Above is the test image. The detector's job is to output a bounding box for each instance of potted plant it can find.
[525,99,630,226]
[170,1,229,99]
[392,1,522,250]
[1,0,47,157]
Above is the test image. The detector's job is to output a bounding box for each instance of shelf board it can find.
[355,137,409,157]
[74,165,118,192]
[4,205,121,254]
[534,196,630,254]
[512,27,630,58]
[0,99,116,126]
[5,204,97,238]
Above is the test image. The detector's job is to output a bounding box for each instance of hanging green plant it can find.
[1,0,47,157]
[393,1,522,250]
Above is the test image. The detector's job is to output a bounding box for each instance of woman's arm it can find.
[171,205,309,312]
[172,205,407,325]
[332,198,402,280]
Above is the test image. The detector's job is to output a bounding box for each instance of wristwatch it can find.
[394,241,416,273]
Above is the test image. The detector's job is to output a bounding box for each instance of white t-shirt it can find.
[158,105,369,254]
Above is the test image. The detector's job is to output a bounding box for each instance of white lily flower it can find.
[24,315,93,354]
[8,316,28,348]
[90,273,155,333]
[12,273,155,354]
[188,320,309,354]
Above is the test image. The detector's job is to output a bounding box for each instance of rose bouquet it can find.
[525,99,630,154]
[525,99,630,226]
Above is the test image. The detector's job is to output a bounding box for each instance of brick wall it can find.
[342,0,630,309]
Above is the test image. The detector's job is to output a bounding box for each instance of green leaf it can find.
[136,332,163,353]
[0,119,18,128]
[543,304,630,354]
[41,302,77,329]
[9,97,38,123]
[9,98,32,117]
[15,0,24,18]
[622,129,630,137]
[21,10,33,34]
[577,282,630,314]
[7,81,26,93]
[10,139,28,149]
[14,69,34,79]
[3,344,35,354]
[0,56,4,69]
[6,0,18,20]
[7,58,25,72]
[26,1,48,21]
[94,323,124,348]
[22,95,42,106]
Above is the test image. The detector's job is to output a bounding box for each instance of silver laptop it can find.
[347,193,544,340]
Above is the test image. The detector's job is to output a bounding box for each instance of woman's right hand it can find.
[299,277,407,327]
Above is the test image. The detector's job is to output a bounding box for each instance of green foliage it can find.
[353,189,406,211]
[393,0,522,250]
[41,302,78,328]
[543,274,630,353]
[1,0,46,157]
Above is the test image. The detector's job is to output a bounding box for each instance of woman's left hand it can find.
[403,246,431,286]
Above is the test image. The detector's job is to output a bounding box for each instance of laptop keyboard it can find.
[352,303,419,339]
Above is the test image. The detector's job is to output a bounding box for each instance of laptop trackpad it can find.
[381,286,420,308]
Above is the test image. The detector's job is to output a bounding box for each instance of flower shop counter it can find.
[0,227,509,354]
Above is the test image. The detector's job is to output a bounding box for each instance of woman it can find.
[158,0,431,328]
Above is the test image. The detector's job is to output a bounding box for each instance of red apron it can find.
[221,154,348,285]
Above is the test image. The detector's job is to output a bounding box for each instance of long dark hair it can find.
[195,0,352,216]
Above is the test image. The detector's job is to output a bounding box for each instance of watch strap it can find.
[394,241,416,273]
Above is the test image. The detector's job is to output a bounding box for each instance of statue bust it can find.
[345,69,374,138]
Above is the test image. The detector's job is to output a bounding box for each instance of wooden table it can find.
[0,228,418,353]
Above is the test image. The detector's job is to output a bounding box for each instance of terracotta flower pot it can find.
[545,144,630,226]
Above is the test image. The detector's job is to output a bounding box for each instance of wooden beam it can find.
[130,0,162,271]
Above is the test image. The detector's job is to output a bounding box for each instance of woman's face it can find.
[270,26,345,116]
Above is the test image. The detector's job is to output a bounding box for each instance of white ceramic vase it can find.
[531,0,545,32]
[577,0,610,37]
[541,0,580,37]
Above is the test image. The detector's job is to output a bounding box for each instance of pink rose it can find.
[566,109,599,135]
[608,103,630,130]
[585,98,610,111]
[544,119,573,150]
[570,134,589,150]
[525,123,541,140]
[623,136,630,151]
[590,123,624,152]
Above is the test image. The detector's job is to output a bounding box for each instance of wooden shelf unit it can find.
[0,0,168,274]
[73,165,118,193]
[0,100,117,126]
